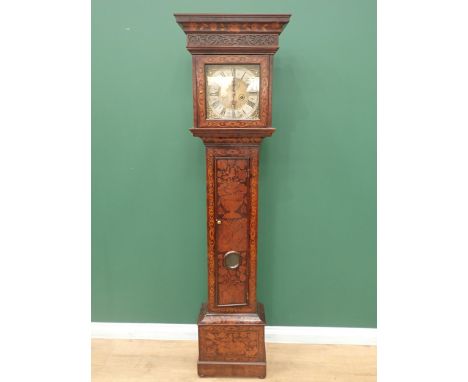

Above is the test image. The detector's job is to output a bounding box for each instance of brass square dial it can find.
[205,64,260,121]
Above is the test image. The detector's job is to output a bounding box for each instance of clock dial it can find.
[205,64,260,120]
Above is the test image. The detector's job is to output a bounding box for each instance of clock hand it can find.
[238,71,245,89]
[232,67,236,110]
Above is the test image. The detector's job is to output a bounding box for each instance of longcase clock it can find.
[175,14,290,378]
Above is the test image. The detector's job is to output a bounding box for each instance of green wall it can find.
[92,0,376,328]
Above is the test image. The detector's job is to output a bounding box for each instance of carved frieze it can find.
[187,33,278,47]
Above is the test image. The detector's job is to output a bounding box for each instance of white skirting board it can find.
[91,322,376,345]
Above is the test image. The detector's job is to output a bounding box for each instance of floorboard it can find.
[92,339,376,381]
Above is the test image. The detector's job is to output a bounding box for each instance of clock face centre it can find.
[218,78,248,110]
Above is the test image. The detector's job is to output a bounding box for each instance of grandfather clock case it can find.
[175,14,290,378]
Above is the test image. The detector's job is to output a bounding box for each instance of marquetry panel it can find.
[215,157,250,306]
[206,146,259,313]
[199,326,264,362]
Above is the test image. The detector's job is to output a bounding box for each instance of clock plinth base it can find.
[197,303,266,378]
[198,361,266,379]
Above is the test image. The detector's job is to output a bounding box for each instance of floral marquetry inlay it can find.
[194,55,270,128]
[199,326,260,362]
[216,159,249,219]
[206,147,259,313]
[215,158,250,306]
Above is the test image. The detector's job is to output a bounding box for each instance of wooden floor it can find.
[92,339,376,382]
